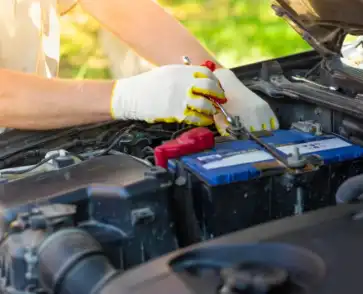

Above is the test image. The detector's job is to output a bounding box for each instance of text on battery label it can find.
[202,150,273,170]
[277,138,351,155]
[201,137,351,170]
[198,149,260,165]
[197,154,222,162]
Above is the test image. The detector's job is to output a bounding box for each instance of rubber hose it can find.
[38,228,118,294]
[336,174,363,204]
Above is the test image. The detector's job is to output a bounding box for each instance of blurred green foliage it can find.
[59,0,311,78]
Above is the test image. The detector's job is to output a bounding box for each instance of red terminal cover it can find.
[154,127,215,168]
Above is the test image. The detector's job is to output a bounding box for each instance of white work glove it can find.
[110,65,226,126]
[213,68,279,135]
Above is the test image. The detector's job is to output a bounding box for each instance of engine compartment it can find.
[2,50,363,293]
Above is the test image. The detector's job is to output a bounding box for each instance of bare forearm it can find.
[79,0,223,67]
[0,69,113,130]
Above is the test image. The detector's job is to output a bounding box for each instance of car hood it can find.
[272,0,363,55]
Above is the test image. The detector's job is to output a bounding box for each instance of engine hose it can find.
[335,174,363,204]
[38,228,118,294]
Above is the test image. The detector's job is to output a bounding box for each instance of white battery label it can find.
[202,150,273,170]
[201,138,352,171]
[277,138,351,155]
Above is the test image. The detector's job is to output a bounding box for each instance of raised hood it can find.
[272,0,363,55]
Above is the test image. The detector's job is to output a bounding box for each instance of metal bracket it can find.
[291,120,323,136]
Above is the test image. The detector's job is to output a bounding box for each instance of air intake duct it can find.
[38,228,118,294]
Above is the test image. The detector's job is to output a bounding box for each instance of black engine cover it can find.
[100,203,363,294]
[0,154,178,274]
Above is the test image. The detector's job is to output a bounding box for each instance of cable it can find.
[0,150,84,175]
[304,61,322,79]
[142,146,154,155]
[64,151,84,161]
[0,149,47,169]
[97,124,137,156]
[0,122,173,172]
[0,154,60,175]
[144,155,155,165]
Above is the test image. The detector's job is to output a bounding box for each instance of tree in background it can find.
[59,0,311,79]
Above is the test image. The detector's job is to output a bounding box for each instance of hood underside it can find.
[272,0,363,54]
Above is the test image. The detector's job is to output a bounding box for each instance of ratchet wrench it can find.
[182,56,236,126]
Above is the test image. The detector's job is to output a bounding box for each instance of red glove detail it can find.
[200,60,226,105]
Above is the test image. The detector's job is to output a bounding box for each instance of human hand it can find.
[213,68,279,135]
[110,65,226,126]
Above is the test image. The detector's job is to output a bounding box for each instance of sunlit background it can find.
[59,0,312,79]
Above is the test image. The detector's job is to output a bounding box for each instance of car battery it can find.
[169,129,363,241]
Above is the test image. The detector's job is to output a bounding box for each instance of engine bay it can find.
[3,48,363,293]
